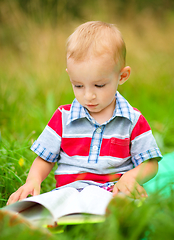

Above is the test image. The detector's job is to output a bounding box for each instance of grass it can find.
[1,1,174,239]
[1,191,174,240]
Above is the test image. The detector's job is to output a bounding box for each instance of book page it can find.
[18,203,54,225]
[3,187,79,222]
[77,186,113,215]
[3,185,113,225]
[23,187,81,220]
[53,186,113,221]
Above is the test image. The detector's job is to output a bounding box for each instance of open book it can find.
[2,186,113,226]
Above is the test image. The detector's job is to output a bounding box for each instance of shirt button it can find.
[96,127,102,133]
[93,145,98,151]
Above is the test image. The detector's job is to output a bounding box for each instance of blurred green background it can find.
[1,1,174,239]
[0,0,174,204]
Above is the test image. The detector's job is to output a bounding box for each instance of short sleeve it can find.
[30,108,62,162]
[130,114,162,167]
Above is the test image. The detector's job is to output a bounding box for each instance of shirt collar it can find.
[66,98,87,125]
[115,91,135,123]
[67,91,135,125]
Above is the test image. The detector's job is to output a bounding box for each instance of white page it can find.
[18,203,54,225]
[3,187,79,221]
[77,186,113,215]
[22,187,81,220]
[3,186,113,225]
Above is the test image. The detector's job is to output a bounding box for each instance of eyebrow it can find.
[70,78,109,84]
[70,80,82,84]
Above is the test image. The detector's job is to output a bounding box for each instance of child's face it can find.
[66,55,130,123]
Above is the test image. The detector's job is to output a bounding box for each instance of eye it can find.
[74,85,83,88]
[95,84,105,88]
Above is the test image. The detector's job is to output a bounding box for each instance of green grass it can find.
[1,1,174,239]
[1,191,174,240]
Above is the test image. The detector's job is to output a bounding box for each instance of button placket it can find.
[88,125,105,163]
[92,145,98,151]
[96,127,102,133]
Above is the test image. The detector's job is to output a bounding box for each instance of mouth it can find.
[86,104,98,108]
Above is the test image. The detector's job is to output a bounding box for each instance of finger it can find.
[19,188,33,201]
[129,184,147,199]
[114,183,133,198]
[112,185,119,197]
[135,185,148,198]
[33,187,40,196]
[117,182,140,199]
[7,188,23,205]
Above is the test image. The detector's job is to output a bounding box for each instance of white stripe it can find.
[63,133,92,138]
[46,125,61,141]
[131,130,152,143]
[103,133,130,139]
[55,151,133,175]
[58,107,62,113]
[63,132,129,139]
[62,108,71,113]
[59,150,130,162]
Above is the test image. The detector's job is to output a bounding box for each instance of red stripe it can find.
[48,108,63,137]
[48,105,71,137]
[62,137,131,158]
[55,173,122,188]
[131,114,151,141]
[61,137,91,156]
[100,138,131,158]
[59,104,71,111]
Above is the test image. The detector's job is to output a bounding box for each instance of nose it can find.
[84,88,96,101]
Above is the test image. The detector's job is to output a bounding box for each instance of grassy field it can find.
[1,1,174,239]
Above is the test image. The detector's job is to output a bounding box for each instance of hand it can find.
[7,180,40,205]
[113,173,148,199]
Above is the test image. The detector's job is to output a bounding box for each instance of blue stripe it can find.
[46,152,53,161]
[126,101,131,120]
[34,143,40,152]
[139,153,144,162]
[39,148,46,157]
[147,149,153,159]
[52,154,59,162]
[117,97,123,116]
[133,155,139,166]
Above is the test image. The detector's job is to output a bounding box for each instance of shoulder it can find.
[122,98,151,135]
[132,107,149,125]
[51,104,72,117]
[130,110,151,141]
[47,104,72,133]
[58,104,71,112]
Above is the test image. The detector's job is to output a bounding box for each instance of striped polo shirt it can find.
[31,91,162,188]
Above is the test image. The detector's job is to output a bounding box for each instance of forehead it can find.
[67,55,115,72]
[67,56,118,83]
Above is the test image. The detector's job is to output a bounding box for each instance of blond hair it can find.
[66,21,126,70]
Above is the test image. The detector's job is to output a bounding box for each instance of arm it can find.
[113,158,158,198]
[7,156,55,205]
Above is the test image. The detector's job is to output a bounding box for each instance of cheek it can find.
[102,88,116,101]
[73,89,83,100]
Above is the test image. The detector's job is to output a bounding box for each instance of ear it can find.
[118,66,131,85]
[66,68,68,73]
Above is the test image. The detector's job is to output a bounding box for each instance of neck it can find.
[90,99,116,125]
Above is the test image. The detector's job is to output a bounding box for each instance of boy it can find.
[7,21,162,205]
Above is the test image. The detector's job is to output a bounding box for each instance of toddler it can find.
[7,21,162,204]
